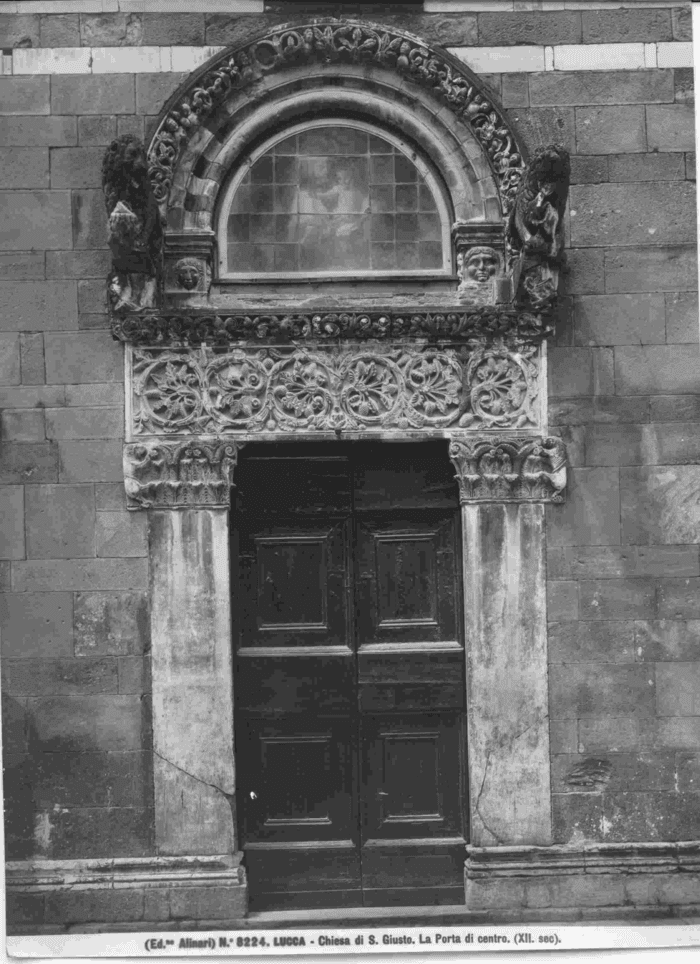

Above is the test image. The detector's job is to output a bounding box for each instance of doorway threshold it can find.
[246,905,480,928]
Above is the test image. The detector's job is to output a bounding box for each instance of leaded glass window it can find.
[217,122,452,278]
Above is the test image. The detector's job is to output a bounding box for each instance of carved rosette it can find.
[448,436,567,504]
[124,439,242,509]
[129,342,541,437]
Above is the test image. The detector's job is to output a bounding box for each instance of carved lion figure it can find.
[102,135,162,311]
[509,144,570,260]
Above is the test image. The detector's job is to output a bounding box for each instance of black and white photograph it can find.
[0,0,699,960]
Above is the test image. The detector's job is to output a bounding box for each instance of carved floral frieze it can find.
[124,439,242,509]
[129,341,541,437]
[449,436,567,504]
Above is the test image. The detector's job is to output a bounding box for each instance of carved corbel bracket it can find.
[124,439,244,510]
[164,232,215,298]
[449,435,567,504]
[452,222,509,305]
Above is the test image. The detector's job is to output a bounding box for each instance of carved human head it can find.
[463,246,500,283]
[175,258,202,291]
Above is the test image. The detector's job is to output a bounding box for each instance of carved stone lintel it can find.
[449,436,567,504]
[124,439,243,509]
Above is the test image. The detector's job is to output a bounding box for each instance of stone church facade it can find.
[0,0,698,933]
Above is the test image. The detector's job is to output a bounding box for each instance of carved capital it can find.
[124,439,243,510]
[448,436,567,504]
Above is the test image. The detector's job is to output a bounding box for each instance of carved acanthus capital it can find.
[124,439,243,510]
[449,436,567,504]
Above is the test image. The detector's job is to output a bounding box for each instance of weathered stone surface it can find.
[79,13,143,46]
[45,407,122,441]
[0,148,49,189]
[0,77,50,116]
[169,884,246,921]
[545,467,620,547]
[666,292,699,343]
[51,76,135,116]
[546,582,578,621]
[676,752,700,792]
[25,484,95,560]
[501,73,529,109]
[582,9,671,43]
[95,482,127,512]
[142,13,204,45]
[117,115,145,141]
[646,105,696,153]
[0,281,77,332]
[548,347,614,397]
[44,887,145,923]
[575,107,646,156]
[579,578,659,620]
[657,663,700,717]
[549,546,699,580]
[72,190,109,250]
[27,694,144,751]
[32,749,151,808]
[575,294,665,346]
[658,579,700,620]
[46,250,111,281]
[621,466,700,545]
[74,590,149,657]
[505,107,575,155]
[550,720,577,754]
[20,333,45,385]
[78,313,109,331]
[549,396,649,426]
[549,663,656,719]
[672,6,693,41]
[0,442,58,485]
[548,620,636,664]
[0,115,76,148]
[561,248,604,295]
[96,512,147,558]
[0,14,40,47]
[635,620,700,662]
[586,423,700,467]
[0,252,45,280]
[12,558,147,593]
[58,440,123,484]
[615,346,700,395]
[569,155,608,185]
[77,115,117,147]
[50,147,105,190]
[675,68,694,106]
[0,386,64,409]
[462,503,551,846]
[118,655,150,695]
[64,384,123,408]
[0,485,25,561]
[2,658,119,697]
[579,717,700,753]
[0,333,20,386]
[609,153,686,183]
[38,807,153,860]
[39,13,80,47]
[571,182,696,247]
[651,396,700,422]
[0,193,72,252]
[0,592,72,659]
[135,73,189,116]
[530,70,673,107]
[77,280,107,314]
[558,751,677,794]
[553,790,700,843]
[150,509,236,855]
[1,409,45,442]
[604,246,697,294]
[45,332,122,385]
[478,11,581,45]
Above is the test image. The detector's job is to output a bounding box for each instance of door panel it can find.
[233,443,467,910]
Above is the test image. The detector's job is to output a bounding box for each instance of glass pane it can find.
[226,125,445,274]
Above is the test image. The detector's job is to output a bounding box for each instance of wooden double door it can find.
[232,442,468,910]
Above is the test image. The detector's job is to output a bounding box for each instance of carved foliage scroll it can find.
[449,436,567,504]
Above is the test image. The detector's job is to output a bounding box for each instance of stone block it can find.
[501,73,529,109]
[615,346,700,395]
[546,581,578,621]
[561,248,604,295]
[0,251,45,280]
[77,115,117,147]
[676,752,700,792]
[548,347,614,397]
[1,409,45,442]
[651,396,700,422]
[46,250,111,281]
[3,657,119,697]
[658,578,700,619]
[529,70,673,108]
[96,511,147,558]
[135,72,189,116]
[80,13,143,46]
[0,333,20,386]
[549,663,655,719]
[169,884,246,921]
[116,115,145,141]
[78,313,110,331]
[505,107,575,155]
[34,748,151,809]
[0,591,73,658]
[203,13,267,46]
[570,182,696,247]
[551,793,603,843]
[549,545,699,580]
[666,292,699,344]
[575,294,665,346]
[548,620,635,664]
[0,562,9,591]
[0,386,64,408]
[604,246,697,294]
[118,655,150,694]
[545,467,620,547]
[585,423,700,467]
[0,148,49,189]
[575,106,646,156]
[51,75,135,116]
[647,105,696,153]
[6,893,46,928]
[0,485,25,560]
[0,15,40,48]
[45,332,123,385]
[74,590,149,657]
[58,440,122,484]
[77,279,107,314]
[25,483,95,560]
[579,578,657,621]
[581,9,671,44]
[43,806,154,860]
[549,396,649,425]
[0,192,72,252]
[621,466,700,545]
[0,442,58,484]
[44,885,143,924]
[549,425,585,468]
[20,332,45,385]
[657,662,700,717]
[27,692,145,750]
[39,13,80,47]
[64,384,123,409]
[142,12,204,44]
[478,11,581,45]
[50,147,105,190]
[45,407,122,440]
[72,190,108,250]
[672,7,693,42]
[0,77,50,116]
[609,152,686,183]
[550,719,578,754]
[0,113,77,146]
[0,281,77,332]
[96,482,127,512]
[569,155,608,185]
[13,557,147,593]
[635,620,700,662]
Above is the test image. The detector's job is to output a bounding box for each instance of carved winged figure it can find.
[102,135,162,312]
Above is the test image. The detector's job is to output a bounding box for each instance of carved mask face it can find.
[176,261,201,291]
[465,248,499,283]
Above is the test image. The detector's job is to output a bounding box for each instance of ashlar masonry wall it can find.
[0,0,698,880]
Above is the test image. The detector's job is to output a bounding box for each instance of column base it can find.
[6,855,248,935]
